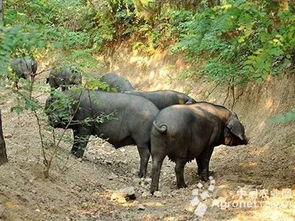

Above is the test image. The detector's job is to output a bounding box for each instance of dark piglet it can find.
[47,68,82,91]
[125,90,196,110]
[10,58,38,87]
[45,89,159,177]
[100,72,134,92]
[150,102,248,193]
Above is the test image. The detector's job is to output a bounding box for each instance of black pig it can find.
[45,89,159,177]
[125,90,196,109]
[150,102,248,193]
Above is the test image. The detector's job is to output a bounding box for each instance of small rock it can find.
[122,187,136,200]
[154,191,162,197]
[210,179,216,185]
[81,202,88,208]
[120,160,127,164]
[77,158,83,162]
[194,202,208,217]
[140,181,146,186]
[35,209,40,212]
[190,196,200,206]
[200,191,210,200]
[131,168,137,175]
[209,176,214,180]
[4,133,12,139]
[108,174,118,180]
[105,160,112,165]
[142,191,152,197]
[134,178,141,184]
[197,183,203,189]
[138,204,145,210]
[208,185,215,192]
[185,205,195,213]
[192,189,199,196]
[111,186,136,203]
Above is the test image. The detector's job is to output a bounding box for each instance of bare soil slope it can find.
[0,50,294,220]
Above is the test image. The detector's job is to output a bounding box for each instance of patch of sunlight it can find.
[265,97,274,109]
[145,201,164,207]
[163,217,178,221]
[241,162,257,169]
[143,214,156,220]
[121,201,140,207]
[4,201,20,209]
[129,56,149,66]
[159,67,170,78]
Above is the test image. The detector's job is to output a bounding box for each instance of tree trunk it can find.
[0,0,3,25]
[0,111,8,165]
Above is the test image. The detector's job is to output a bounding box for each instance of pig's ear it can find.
[226,115,245,141]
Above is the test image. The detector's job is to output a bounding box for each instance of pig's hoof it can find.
[200,174,209,182]
[198,170,214,177]
[72,150,84,158]
[138,171,146,178]
[150,186,158,194]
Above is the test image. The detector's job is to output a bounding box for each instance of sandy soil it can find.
[0,66,294,221]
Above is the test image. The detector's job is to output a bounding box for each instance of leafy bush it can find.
[3,0,295,84]
[171,1,295,85]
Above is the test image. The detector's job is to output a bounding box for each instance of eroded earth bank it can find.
[0,49,294,221]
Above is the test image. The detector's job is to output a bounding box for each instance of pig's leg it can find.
[150,153,166,194]
[196,158,214,177]
[196,158,203,176]
[197,146,214,181]
[136,143,150,178]
[71,127,90,158]
[175,159,187,189]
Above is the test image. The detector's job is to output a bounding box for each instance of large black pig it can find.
[100,72,134,92]
[150,102,248,193]
[45,89,159,177]
[125,90,196,110]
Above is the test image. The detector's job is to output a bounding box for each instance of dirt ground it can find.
[0,61,294,220]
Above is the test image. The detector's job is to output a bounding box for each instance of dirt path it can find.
[0,74,294,220]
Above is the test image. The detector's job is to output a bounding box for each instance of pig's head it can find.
[224,112,248,146]
[45,93,76,128]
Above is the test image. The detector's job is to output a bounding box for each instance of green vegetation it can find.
[1,0,294,113]
[2,0,294,85]
[269,109,295,124]
[172,1,295,85]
